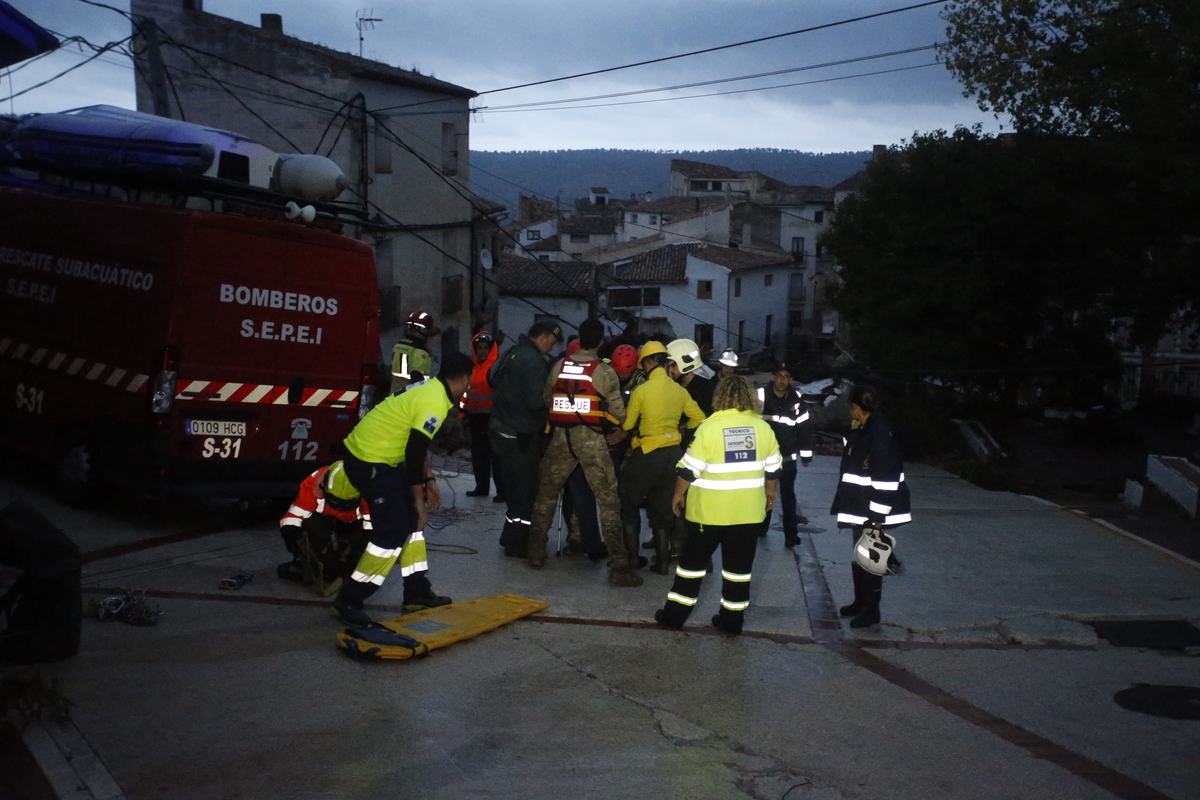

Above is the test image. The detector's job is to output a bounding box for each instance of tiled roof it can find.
[560,216,616,235]
[832,171,868,192]
[759,185,835,204]
[525,233,561,251]
[494,253,593,297]
[612,243,707,285]
[671,159,742,179]
[692,245,792,272]
[624,195,729,215]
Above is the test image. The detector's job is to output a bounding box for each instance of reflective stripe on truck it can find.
[1,336,149,393]
[175,380,358,407]
[3,337,356,406]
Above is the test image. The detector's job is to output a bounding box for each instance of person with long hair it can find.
[654,376,782,634]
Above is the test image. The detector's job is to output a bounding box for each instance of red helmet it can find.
[407,310,434,331]
[565,338,582,357]
[611,344,638,373]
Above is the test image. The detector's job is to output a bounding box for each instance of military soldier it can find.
[527,319,641,586]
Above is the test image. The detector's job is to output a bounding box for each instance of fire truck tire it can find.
[52,433,98,507]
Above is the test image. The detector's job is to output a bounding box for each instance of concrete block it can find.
[1123,478,1144,508]
[1146,454,1200,517]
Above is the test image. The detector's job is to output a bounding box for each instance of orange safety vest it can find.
[463,339,497,413]
[548,359,606,427]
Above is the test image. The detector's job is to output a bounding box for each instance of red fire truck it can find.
[0,186,380,502]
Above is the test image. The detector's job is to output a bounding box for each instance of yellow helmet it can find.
[667,338,702,374]
[638,340,668,363]
[322,461,359,506]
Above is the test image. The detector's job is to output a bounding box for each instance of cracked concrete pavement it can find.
[3,454,1199,799]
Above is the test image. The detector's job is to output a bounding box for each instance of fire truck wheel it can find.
[53,436,98,507]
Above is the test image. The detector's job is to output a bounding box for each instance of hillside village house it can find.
[602,243,792,361]
[130,0,477,363]
[492,253,594,347]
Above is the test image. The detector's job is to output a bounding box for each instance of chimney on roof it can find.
[261,13,283,35]
[872,144,887,160]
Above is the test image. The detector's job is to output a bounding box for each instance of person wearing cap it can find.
[277,460,373,597]
[390,310,439,393]
[756,363,814,547]
[488,320,562,557]
[527,319,641,586]
[619,340,706,574]
[330,353,475,626]
[717,349,739,380]
[464,330,499,498]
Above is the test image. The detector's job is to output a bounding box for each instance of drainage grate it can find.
[1114,685,1200,720]
[1091,619,1200,649]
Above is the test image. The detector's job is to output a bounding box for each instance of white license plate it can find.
[186,419,246,437]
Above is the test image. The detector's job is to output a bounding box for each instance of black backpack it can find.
[0,500,82,665]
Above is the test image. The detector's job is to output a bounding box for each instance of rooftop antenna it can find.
[355,9,382,58]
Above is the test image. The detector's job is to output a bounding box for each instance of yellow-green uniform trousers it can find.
[337,378,453,604]
[659,409,782,631]
[528,351,628,567]
[620,367,705,532]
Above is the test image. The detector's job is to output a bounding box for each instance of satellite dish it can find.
[480,249,493,270]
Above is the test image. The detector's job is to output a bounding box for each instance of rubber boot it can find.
[623,521,647,569]
[839,562,869,618]
[650,528,671,575]
[849,571,883,628]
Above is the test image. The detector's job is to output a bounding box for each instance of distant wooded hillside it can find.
[469,148,872,217]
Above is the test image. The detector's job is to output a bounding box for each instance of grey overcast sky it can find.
[4,0,1007,152]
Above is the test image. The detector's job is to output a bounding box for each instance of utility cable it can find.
[481,45,940,111]
[477,1,946,95]
[0,35,132,104]
[482,62,941,113]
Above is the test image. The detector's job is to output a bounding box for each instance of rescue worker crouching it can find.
[619,340,705,575]
[829,384,912,629]
[527,319,641,586]
[390,310,439,393]
[464,330,499,498]
[655,376,782,635]
[330,353,475,627]
[278,460,371,597]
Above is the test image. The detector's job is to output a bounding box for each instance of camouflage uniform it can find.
[527,349,629,568]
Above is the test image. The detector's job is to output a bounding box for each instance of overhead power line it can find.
[477,0,947,95]
[481,62,942,114]
[479,45,940,111]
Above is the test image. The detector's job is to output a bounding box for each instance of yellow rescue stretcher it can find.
[336,594,548,660]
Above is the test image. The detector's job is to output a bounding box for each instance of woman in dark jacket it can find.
[829,384,911,628]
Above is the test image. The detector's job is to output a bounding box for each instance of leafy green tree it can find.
[939,0,1200,140]
[823,128,1150,404]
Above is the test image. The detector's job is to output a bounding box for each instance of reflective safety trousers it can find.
[676,409,782,526]
[829,413,912,528]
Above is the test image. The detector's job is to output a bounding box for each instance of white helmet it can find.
[854,528,892,576]
[719,348,738,367]
[666,338,702,374]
